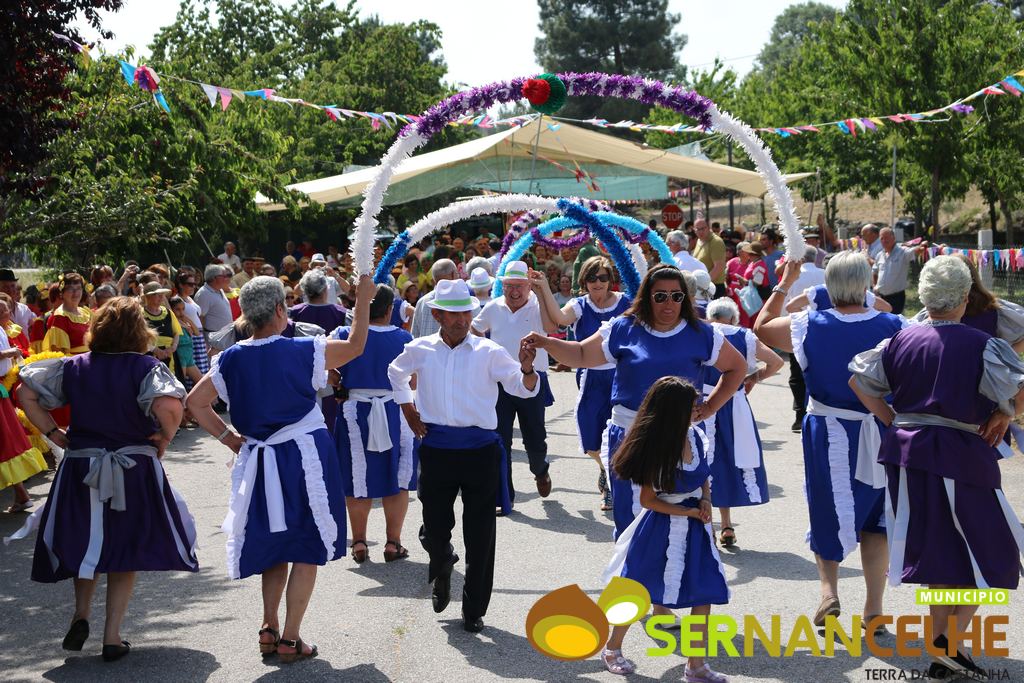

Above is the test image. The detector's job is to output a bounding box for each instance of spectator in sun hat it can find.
[472,261,557,508]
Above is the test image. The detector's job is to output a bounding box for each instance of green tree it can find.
[534,0,687,122]
[755,2,838,78]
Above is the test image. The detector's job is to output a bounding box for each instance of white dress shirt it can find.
[785,262,826,306]
[218,252,242,273]
[388,333,538,430]
[873,245,913,295]
[472,293,549,369]
[12,302,35,330]
[672,250,708,273]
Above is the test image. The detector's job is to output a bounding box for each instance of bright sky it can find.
[78,0,847,87]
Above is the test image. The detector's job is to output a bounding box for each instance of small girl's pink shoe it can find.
[684,663,729,682]
[601,649,636,675]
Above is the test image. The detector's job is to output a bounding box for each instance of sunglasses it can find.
[585,274,610,283]
[652,291,686,304]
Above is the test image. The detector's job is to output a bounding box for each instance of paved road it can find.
[1,367,1021,682]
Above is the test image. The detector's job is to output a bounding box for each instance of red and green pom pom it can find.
[523,73,567,115]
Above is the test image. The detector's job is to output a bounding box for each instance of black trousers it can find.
[879,289,906,315]
[418,443,500,620]
[714,282,728,299]
[789,352,807,418]
[496,381,549,502]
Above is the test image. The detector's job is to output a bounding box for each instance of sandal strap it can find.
[259,627,280,637]
[350,540,368,548]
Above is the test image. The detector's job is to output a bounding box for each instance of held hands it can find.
[520,331,550,352]
[518,339,536,372]
[401,403,428,439]
[528,269,550,292]
[48,428,69,449]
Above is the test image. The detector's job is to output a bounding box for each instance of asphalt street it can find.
[1,366,1021,682]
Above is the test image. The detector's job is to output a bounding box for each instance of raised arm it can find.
[325,275,374,368]
[529,271,578,327]
[755,259,800,353]
[521,330,609,369]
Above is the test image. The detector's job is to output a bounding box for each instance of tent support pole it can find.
[526,115,544,195]
[727,141,735,228]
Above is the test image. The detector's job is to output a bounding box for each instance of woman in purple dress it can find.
[850,255,1024,678]
[187,275,375,662]
[755,252,905,630]
[9,297,196,662]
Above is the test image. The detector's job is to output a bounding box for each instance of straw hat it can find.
[141,281,172,296]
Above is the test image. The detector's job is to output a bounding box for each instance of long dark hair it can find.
[623,263,697,327]
[611,376,697,492]
[955,253,997,316]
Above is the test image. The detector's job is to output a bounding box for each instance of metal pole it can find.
[806,167,819,225]
[688,181,695,222]
[526,114,544,196]
[727,141,735,228]
[890,142,897,229]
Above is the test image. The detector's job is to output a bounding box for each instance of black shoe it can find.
[463,616,484,633]
[62,619,89,651]
[431,555,458,613]
[791,415,804,432]
[933,634,987,678]
[102,640,131,662]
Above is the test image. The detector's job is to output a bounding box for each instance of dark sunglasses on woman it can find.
[585,274,610,283]
[652,291,686,304]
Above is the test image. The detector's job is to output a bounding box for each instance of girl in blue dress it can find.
[532,256,630,510]
[332,285,418,563]
[599,377,730,682]
[188,275,376,662]
[525,264,748,539]
[702,297,783,547]
[755,254,905,630]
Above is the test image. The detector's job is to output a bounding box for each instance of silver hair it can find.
[666,230,687,247]
[299,268,328,300]
[465,256,492,276]
[802,246,818,264]
[706,297,740,324]
[93,284,117,298]
[824,251,871,307]
[680,270,697,297]
[691,269,715,301]
[918,255,971,314]
[431,258,457,281]
[239,276,286,329]
[204,263,228,283]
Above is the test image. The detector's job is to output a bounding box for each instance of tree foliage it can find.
[534,0,687,122]
[2,0,459,266]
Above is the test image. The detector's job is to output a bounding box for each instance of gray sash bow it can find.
[64,446,158,512]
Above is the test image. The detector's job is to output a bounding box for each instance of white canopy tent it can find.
[255,117,811,211]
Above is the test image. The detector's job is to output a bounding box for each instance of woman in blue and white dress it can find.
[755,253,905,629]
[332,284,418,564]
[532,255,630,510]
[599,377,730,682]
[523,264,748,539]
[702,298,783,548]
[187,275,375,662]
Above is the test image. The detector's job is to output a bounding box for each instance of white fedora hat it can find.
[427,279,480,312]
[467,266,494,290]
[501,260,530,282]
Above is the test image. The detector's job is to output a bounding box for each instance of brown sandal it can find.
[383,540,409,562]
[258,626,279,656]
[277,638,318,663]
[350,540,368,564]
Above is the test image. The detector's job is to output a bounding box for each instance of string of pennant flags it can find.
[55,33,1024,141]
[840,237,1024,271]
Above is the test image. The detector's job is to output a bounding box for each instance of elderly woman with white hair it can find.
[187,274,375,662]
[702,297,783,547]
[290,269,348,335]
[849,255,1024,678]
[755,251,905,629]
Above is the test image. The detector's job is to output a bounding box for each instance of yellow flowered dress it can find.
[0,327,46,489]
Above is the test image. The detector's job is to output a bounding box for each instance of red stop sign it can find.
[662,204,684,229]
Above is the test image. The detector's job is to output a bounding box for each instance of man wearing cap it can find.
[388,279,538,634]
[472,261,557,506]
[230,255,258,288]
[0,269,35,329]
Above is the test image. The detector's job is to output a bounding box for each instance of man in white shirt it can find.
[472,261,557,506]
[218,241,242,273]
[872,227,923,315]
[389,279,538,634]
[783,247,825,307]
[0,269,35,329]
[194,264,233,343]
[860,224,883,263]
[666,230,708,273]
